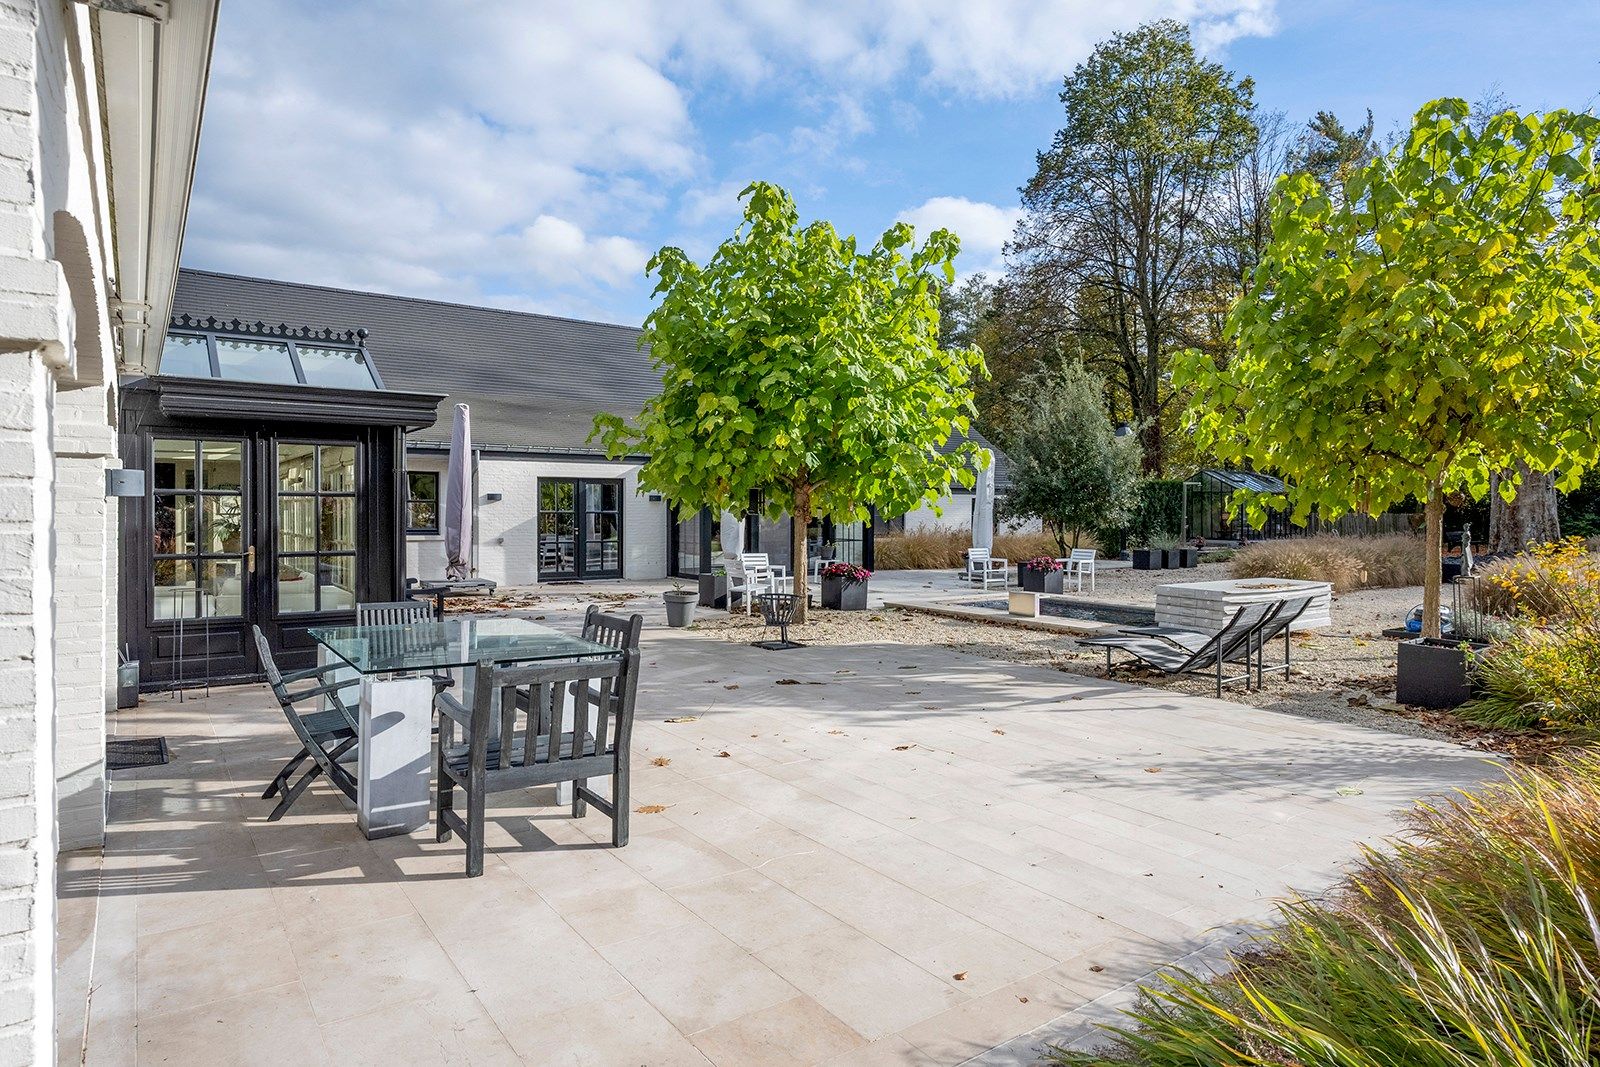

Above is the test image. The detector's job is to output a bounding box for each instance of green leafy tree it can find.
[592,181,988,621]
[999,362,1142,554]
[1178,99,1600,638]
[1011,19,1256,475]
[1291,109,1377,188]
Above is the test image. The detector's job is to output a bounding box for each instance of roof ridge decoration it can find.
[169,312,370,346]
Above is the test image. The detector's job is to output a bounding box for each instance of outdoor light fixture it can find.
[104,469,145,497]
[484,492,502,503]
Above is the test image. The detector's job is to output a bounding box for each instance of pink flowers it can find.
[1021,556,1063,572]
[820,562,872,583]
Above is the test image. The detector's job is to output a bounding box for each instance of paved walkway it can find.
[58,607,1497,1065]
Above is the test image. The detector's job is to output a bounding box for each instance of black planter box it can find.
[1020,567,1065,593]
[820,574,868,610]
[1160,548,1183,569]
[1179,547,1199,568]
[697,572,727,608]
[1396,637,1490,709]
[1131,548,1157,570]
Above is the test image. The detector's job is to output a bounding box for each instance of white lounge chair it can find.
[965,548,1009,590]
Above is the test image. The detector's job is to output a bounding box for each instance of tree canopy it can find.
[1178,99,1600,637]
[592,181,988,619]
[999,361,1143,554]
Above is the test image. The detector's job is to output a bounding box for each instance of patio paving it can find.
[57,606,1498,1066]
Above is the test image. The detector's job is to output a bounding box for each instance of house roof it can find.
[172,269,659,453]
[170,269,1012,487]
[1194,468,1286,494]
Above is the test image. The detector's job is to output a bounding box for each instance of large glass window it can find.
[277,443,358,614]
[297,345,381,390]
[538,480,576,578]
[151,438,246,619]
[158,333,212,378]
[407,471,440,533]
[214,337,299,385]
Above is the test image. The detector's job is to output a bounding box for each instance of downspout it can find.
[471,448,481,577]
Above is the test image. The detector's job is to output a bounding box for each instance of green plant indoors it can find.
[999,362,1142,554]
[1178,99,1600,638]
[592,182,987,622]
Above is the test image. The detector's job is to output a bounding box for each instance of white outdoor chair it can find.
[965,548,1009,590]
[726,554,792,614]
[1061,548,1098,592]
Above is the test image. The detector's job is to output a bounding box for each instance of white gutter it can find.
[95,0,219,374]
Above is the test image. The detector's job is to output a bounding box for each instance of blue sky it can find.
[182,1,1600,328]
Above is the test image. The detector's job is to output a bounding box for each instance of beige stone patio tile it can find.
[895,973,1085,1066]
[692,994,867,1066]
[294,911,471,1025]
[554,876,700,948]
[494,988,712,1065]
[934,876,1137,960]
[756,917,965,1041]
[264,845,419,940]
[608,820,750,889]
[899,927,1056,998]
[669,868,837,952]
[449,912,635,1024]
[495,829,657,906]
[132,852,279,938]
[136,914,300,1019]
[598,917,799,1035]
[137,981,330,1066]
[821,1035,944,1066]
[322,983,520,1066]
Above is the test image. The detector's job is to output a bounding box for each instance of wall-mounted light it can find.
[105,469,145,497]
[648,493,663,503]
[484,492,502,503]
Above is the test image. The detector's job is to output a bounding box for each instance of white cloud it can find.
[897,196,1022,278]
[184,1,1277,322]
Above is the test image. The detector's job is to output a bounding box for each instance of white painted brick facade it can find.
[0,3,124,1062]
[405,451,670,586]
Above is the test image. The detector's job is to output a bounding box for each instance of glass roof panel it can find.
[214,337,299,385]
[296,345,379,390]
[158,333,212,378]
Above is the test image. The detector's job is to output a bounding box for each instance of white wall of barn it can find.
[404,450,671,586]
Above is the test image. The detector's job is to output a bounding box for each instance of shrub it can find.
[872,525,1065,570]
[1460,622,1600,731]
[1051,753,1600,1067]
[1469,537,1600,621]
[1229,534,1426,592]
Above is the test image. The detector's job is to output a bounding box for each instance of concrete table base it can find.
[317,644,435,839]
[1156,577,1332,632]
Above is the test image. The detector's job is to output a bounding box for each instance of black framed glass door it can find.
[539,478,623,580]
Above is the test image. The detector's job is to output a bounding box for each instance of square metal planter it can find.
[1395,637,1489,709]
[697,572,727,608]
[820,575,868,610]
[1019,567,1065,593]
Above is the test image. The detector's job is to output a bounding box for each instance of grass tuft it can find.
[1230,534,1426,592]
[874,524,1068,570]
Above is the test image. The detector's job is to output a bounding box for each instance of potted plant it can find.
[1178,539,1201,568]
[697,567,728,608]
[1395,599,1508,709]
[1019,556,1065,593]
[663,578,697,627]
[1130,545,1157,570]
[820,561,871,610]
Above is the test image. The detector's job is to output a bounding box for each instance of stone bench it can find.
[1156,578,1332,632]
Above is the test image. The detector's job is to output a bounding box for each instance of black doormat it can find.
[106,737,169,771]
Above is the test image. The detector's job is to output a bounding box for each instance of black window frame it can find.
[406,470,441,534]
[148,436,250,623]
[158,325,384,389]
[274,440,361,617]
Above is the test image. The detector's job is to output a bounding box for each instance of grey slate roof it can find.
[172,269,658,452]
[170,269,1011,487]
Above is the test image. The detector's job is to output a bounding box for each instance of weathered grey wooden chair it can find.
[435,649,640,877]
[252,625,360,821]
[357,600,454,693]
[581,604,644,652]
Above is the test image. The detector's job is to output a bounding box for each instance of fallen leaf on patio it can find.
[715,751,731,758]
[1017,996,1029,1004]
[893,744,913,751]
[897,665,918,670]
[664,716,698,724]
[635,805,668,814]
[775,678,801,685]
[650,757,671,767]
[1089,964,1105,973]
[827,729,844,735]
[724,684,740,690]
[1144,767,1163,773]
[905,690,922,696]
[992,728,1005,735]
[1336,786,1364,796]
[952,971,968,981]
[1352,637,1369,647]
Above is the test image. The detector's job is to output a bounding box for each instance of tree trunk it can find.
[1138,411,1164,475]
[1487,461,1560,553]
[1422,490,1444,640]
[790,486,811,624]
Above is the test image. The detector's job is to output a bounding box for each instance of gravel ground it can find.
[444,570,1557,759]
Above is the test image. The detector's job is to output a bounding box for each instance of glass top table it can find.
[307,616,618,675]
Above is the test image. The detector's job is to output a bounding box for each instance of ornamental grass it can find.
[1229,534,1427,592]
[873,525,1063,570]
[1050,753,1600,1067]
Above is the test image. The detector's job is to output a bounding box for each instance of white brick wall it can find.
[405,451,671,587]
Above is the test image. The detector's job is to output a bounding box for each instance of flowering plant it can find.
[820,562,871,583]
[1021,556,1063,572]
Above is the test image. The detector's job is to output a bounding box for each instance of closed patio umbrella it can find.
[444,403,473,581]
[972,447,995,554]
